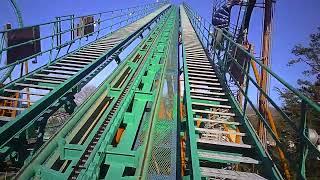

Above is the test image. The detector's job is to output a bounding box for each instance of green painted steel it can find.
[15,7,178,179]
[0,2,168,73]
[80,8,179,179]
[17,15,162,179]
[179,7,202,179]
[181,2,282,179]
[0,3,171,165]
[181,3,282,179]
[182,2,320,179]
[1,2,319,179]
[139,7,179,179]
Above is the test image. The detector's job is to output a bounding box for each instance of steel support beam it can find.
[0,4,171,151]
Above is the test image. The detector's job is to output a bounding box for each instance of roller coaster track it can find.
[1,1,319,180]
[15,6,179,179]
[0,3,170,150]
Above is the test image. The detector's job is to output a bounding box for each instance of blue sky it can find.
[0,0,319,105]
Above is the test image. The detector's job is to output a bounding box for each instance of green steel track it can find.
[1,2,319,180]
[0,3,170,166]
[15,7,178,179]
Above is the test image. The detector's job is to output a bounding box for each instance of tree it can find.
[45,85,96,139]
[288,27,320,79]
[74,85,97,105]
[278,27,320,124]
[277,27,320,179]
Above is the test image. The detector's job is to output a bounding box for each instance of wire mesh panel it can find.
[147,121,176,179]
[146,17,179,178]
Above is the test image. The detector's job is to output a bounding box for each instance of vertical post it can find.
[96,13,102,40]
[242,52,251,118]
[0,33,4,65]
[259,1,291,178]
[223,32,232,72]
[258,0,272,146]
[71,14,75,41]
[236,47,252,145]
[55,17,60,47]
[119,9,123,27]
[9,0,25,114]
[49,21,56,64]
[299,101,308,179]
[207,24,211,51]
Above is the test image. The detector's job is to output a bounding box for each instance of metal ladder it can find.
[180,5,267,179]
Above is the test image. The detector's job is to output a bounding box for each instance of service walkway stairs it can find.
[212,0,236,28]
[0,4,171,150]
[0,5,170,124]
[180,5,272,179]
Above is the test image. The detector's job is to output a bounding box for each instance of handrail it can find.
[0,1,168,34]
[184,2,320,113]
[0,1,169,84]
[0,1,167,53]
[0,13,142,70]
[0,0,24,83]
[183,2,320,178]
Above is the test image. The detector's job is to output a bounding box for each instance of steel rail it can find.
[0,1,169,34]
[0,2,166,77]
[183,2,320,112]
[15,8,173,179]
[69,15,170,179]
[0,4,171,150]
[183,2,320,179]
[73,10,176,179]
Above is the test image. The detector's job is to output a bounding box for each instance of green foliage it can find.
[279,26,320,121]
[288,27,320,78]
[278,27,320,179]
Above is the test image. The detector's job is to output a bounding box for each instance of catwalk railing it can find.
[183,2,320,179]
[0,2,171,174]
[0,1,168,84]
[15,7,177,179]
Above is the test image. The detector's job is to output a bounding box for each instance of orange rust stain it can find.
[180,134,186,176]
[115,127,125,144]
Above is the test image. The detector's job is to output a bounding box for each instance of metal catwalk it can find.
[0,1,319,179]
